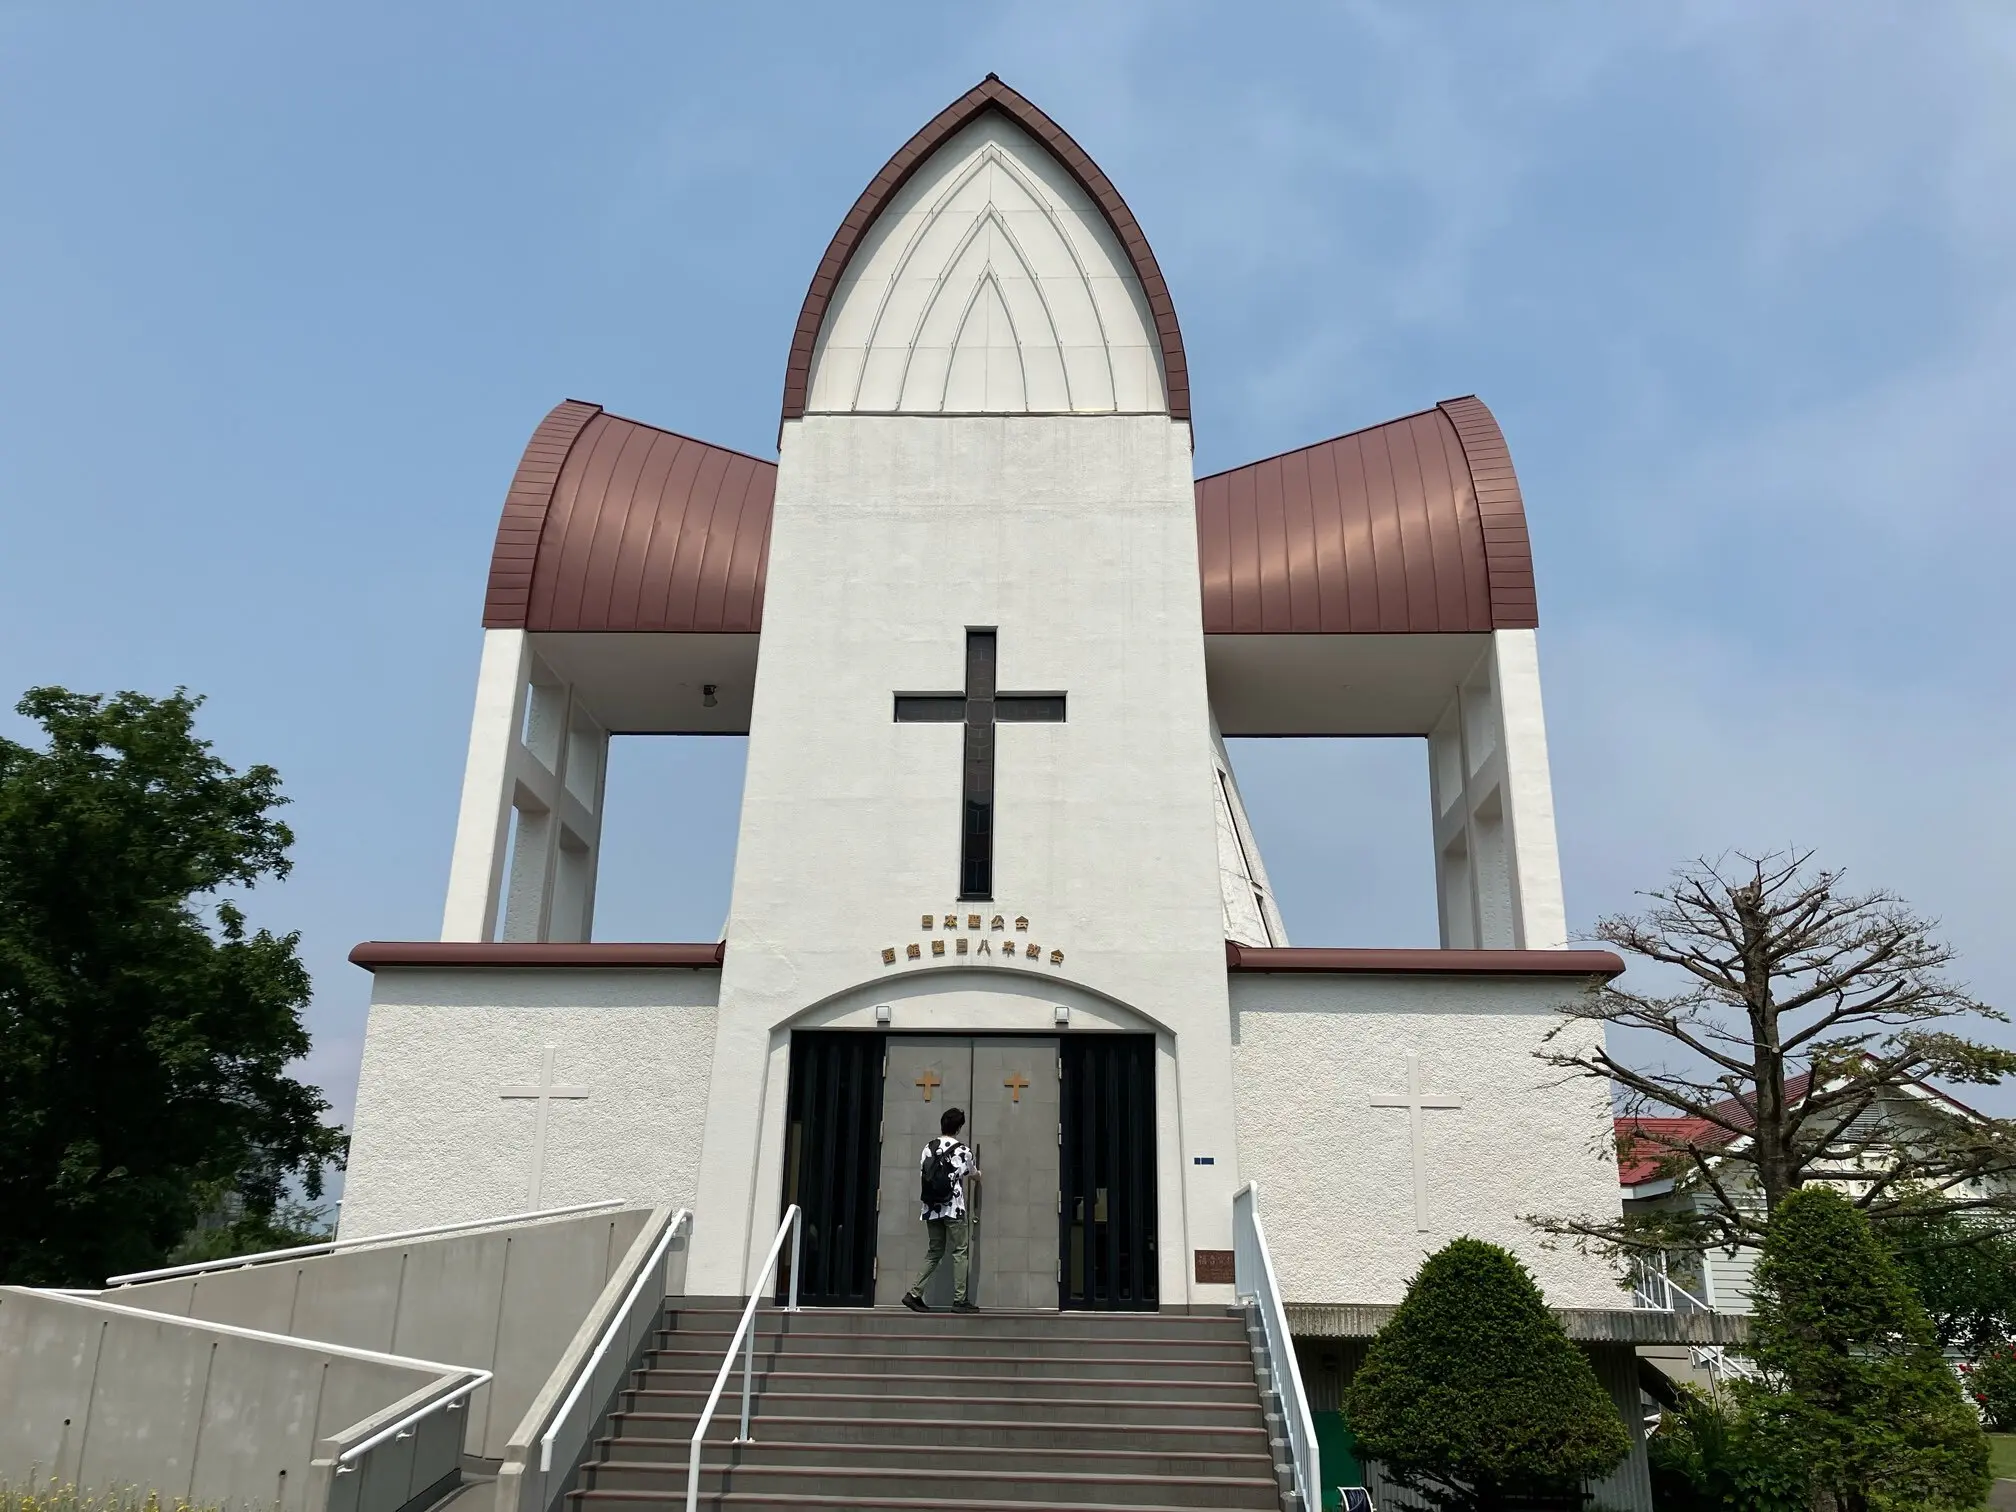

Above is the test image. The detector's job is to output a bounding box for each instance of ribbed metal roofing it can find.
[1194,397,1537,634]
[482,397,1536,635]
[482,404,773,633]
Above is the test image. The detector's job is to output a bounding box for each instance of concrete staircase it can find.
[566,1304,1292,1512]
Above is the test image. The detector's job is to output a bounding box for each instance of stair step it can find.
[663,1309,1244,1341]
[629,1368,1247,1401]
[590,1435,1282,1478]
[605,1411,1274,1455]
[637,1352,1256,1383]
[655,1329,1253,1360]
[580,1459,1282,1508]
[618,1387,1265,1427]
[574,1496,1267,1512]
[568,1306,1288,1510]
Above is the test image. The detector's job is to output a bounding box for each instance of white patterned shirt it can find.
[919,1136,974,1222]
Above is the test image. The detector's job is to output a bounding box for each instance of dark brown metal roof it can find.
[482,403,774,633]
[351,941,725,970]
[349,939,1613,975]
[1224,942,1622,977]
[483,396,1537,635]
[779,75,1189,426]
[1195,396,1538,634]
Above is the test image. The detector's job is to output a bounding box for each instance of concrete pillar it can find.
[1427,631,1566,949]
[441,631,609,943]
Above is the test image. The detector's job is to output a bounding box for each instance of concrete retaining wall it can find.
[0,1287,460,1511]
[91,1206,650,1461]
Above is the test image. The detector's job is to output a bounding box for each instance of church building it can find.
[335,75,1648,1501]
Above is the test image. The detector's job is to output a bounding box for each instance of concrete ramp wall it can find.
[0,1288,460,1512]
[92,1206,651,1461]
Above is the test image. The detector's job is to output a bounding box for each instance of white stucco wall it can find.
[687,407,1240,1302]
[340,967,719,1237]
[1232,971,1623,1309]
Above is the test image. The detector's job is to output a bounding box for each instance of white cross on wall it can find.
[1370,1052,1463,1232]
[499,1045,590,1208]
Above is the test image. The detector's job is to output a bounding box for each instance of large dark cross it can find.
[895,629,1065,900]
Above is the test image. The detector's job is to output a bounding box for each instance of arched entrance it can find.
[780,1028,1157,1310]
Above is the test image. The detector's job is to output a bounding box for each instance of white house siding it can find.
[1232,972,1624,1311]
[340,966,720,1236]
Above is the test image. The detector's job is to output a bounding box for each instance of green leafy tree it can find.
[1739,1186,1989,1512]
[1887,1212,2016,1356]
[1537,853,2016,1261]
[0,687,345,1286]
[1345,1237,1629,1510]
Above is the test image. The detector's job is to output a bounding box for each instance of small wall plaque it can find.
[1194,1249,1236,1285]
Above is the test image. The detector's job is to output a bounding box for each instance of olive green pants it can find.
[910,1213,971,1304]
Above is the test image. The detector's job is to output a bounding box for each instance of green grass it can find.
[0,1482,217,1512]
[1991,1431,2016,1480]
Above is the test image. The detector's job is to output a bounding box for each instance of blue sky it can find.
[3,2,2011,1129]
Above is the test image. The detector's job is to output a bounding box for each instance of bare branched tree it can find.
[1535,851,2016,1258]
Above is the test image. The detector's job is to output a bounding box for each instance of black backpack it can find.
[920,1140,958,1208]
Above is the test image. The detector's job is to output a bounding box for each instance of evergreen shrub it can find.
[1740,1186,1990,1512]
[1344,1237,1629,1511]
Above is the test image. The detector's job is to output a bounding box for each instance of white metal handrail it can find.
[538,1208,693,1473]
[1233,1182,1319,1512]
[336,1370,492,1469]
[104,1197,629,1286]
[686,1206,802,1512]
[1630,1258,1713,1316]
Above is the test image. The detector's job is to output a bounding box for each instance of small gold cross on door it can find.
[915,1069,942,1101]
[1003,1071,1030,1103]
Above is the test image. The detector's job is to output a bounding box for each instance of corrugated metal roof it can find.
[483,397,1538,636]
[779,75,1189,427]
[482,404,773,634]
[1195,397,1538,634]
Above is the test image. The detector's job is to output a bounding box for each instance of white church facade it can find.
[2,80,1759,1512]
[343,75,1627,1319]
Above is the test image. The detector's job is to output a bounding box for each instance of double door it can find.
[874,1037,1060,1310]
[781,1031,1157,1310]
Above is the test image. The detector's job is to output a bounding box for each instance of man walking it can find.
[904,1106,980,1313]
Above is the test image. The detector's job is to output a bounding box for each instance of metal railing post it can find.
[737,1313,755,1442]
[688,1204,802,1510]
[788,1208,802,1312]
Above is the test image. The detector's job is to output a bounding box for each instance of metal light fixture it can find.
[702,684,719,708]
[1054,1004,1071,1027]
[874,1003,893,1024]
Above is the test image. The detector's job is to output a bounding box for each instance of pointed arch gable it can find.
[780,75,1190,426]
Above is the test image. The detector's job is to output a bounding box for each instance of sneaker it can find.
[902,1292,929,1313]
[952,1300,981,1313]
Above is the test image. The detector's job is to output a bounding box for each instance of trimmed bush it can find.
[1345,1237,1629,1510]
[1740,1186,1990,1512]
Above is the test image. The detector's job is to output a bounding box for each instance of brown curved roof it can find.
[484,396,1536,635]
[1194,396,1537,633]
[779,75,1189,426]
[482,403,774,633]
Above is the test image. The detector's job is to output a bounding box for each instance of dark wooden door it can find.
[1059,1035,1158,1310]
[779,1031,885,1307]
